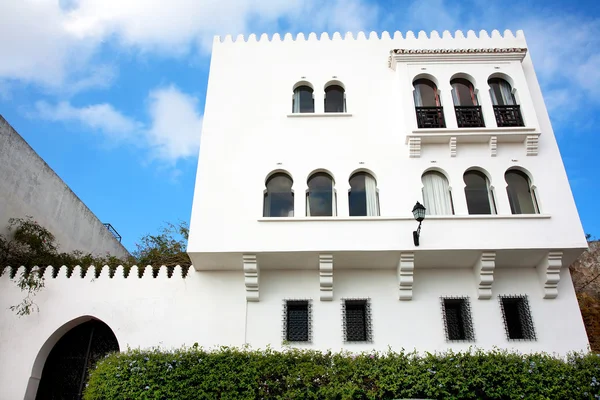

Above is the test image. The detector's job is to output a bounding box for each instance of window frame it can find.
[499,295,536,341]
[348,172,380,217]
[292,85,315,113]
[505,169,539,215]
[263,173,295,217]
[440,296,475,342]
[341,298,373,343]
[306,172,337,217]
[324,84,347,113]
[464,170,496,215]
[282,299,312,343]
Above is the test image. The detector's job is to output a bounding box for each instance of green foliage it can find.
[85,347,600,400]
[132,221,191,268]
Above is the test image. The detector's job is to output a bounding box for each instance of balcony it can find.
[494,105,524,127]
[415,107,445,128]
[455,106,485,128]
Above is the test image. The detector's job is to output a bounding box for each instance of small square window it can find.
[499,295,536,341]
[342,299,372,343]
[441,297,475,341]
[283,300,311,342]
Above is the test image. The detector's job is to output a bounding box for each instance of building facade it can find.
[0,30,590,399]
[0,115,129,259]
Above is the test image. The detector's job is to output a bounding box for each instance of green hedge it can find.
[85,346,600,400]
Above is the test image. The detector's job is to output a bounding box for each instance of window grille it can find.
[282,299,311,342]
[342,298,372,343]
[499,295,536,340]
[441,297,475,341]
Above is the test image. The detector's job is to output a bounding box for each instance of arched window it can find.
[349,172,379,216]
[451,78,484,127]
[413,79,440,107]
[489,78,524,127]
[451,78,478,106]
[413,79,445,128]
[324,85,346,113]
[422,171,453,215]
[464,170,495,215]
[292,85,314,113]
[489,78,516,106]
[306,172,336,216]
[264,173,294,217]
[505,170,538,214]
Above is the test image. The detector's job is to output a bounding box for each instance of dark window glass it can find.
[413,79,440,107]
[324,85,345,112]
[344,300,367,341]
[451,78,478,106]
[500,296,535,340]
[264,173,294,217]
[488,78,516,106]
[293,86,314,113]
[348,172,375,217]
[443,298,474,341]
[505,170,536,214]
[286,301,309,342]
[464,171,493,215]
[307,173,334,216]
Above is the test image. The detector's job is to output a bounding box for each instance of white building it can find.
[0,30,590,400]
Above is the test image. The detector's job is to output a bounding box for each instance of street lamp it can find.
[412,201,426,246]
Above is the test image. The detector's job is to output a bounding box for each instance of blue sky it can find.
[1,0,599,252]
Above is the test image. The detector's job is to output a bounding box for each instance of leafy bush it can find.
[85,347,600,399]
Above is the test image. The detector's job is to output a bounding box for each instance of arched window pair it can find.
[413,76,523,128]
[463,169,537,215]
[264,171,379,217]
[422,169,538,215]
[292,83,346,113]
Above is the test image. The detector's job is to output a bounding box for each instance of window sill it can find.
[287,113,353,118]
[258,214,551,222]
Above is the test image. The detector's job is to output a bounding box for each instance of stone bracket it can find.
[409,137,421,158]
[474,251,496,299]
[449,136,457,157]
[243,254,259,302]
[526,135,539,156]
[319,254,334,301]
[398,252,415,300]
[537,251,562,299]
[489,136,497,157]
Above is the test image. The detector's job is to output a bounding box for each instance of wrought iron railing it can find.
[493,105,524,127]
[415,106,446,128]
[103,223,122,242]
[455,106,485,128]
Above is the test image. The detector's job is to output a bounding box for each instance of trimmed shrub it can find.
[85,346,600,399]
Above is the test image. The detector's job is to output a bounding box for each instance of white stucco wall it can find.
[188,30,587,262]
[0,116,129,259]
[0,265,589,399]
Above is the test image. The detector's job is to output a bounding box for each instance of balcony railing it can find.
[415,107,446,128]
[494,105,524,127]
[455,106,485,128]
[103,223,122,242]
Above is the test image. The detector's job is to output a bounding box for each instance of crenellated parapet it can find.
[213,29,526,45]
[0,265,192,280]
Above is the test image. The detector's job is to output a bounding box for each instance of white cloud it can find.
[0,0,378,90]
[146,85,203,162]
[33,85,202,163]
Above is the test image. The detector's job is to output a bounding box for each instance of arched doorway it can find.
[35,319,119,400]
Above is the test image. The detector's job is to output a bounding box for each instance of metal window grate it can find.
[493,105,524,127]
[441,296,475,342]
[282,300,311,342]
[455,106,485,127]
[342,298,372,343]
[415,106,446,128]
[499,295,536,341]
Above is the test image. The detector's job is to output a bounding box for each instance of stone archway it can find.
[26,316,119,400]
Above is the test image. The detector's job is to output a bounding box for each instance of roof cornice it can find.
[388,48,528,68]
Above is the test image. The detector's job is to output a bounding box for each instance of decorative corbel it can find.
[409,137,421,158]
[398,252,415,300]
[537,251,562,299]
[319,254,334,301]
[526,135,539,156]
[489,136,497,157]
[450,137,457,157]
[243,254,259,302]
[474,251,496,299]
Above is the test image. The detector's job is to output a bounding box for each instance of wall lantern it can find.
[412,201,426,246]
